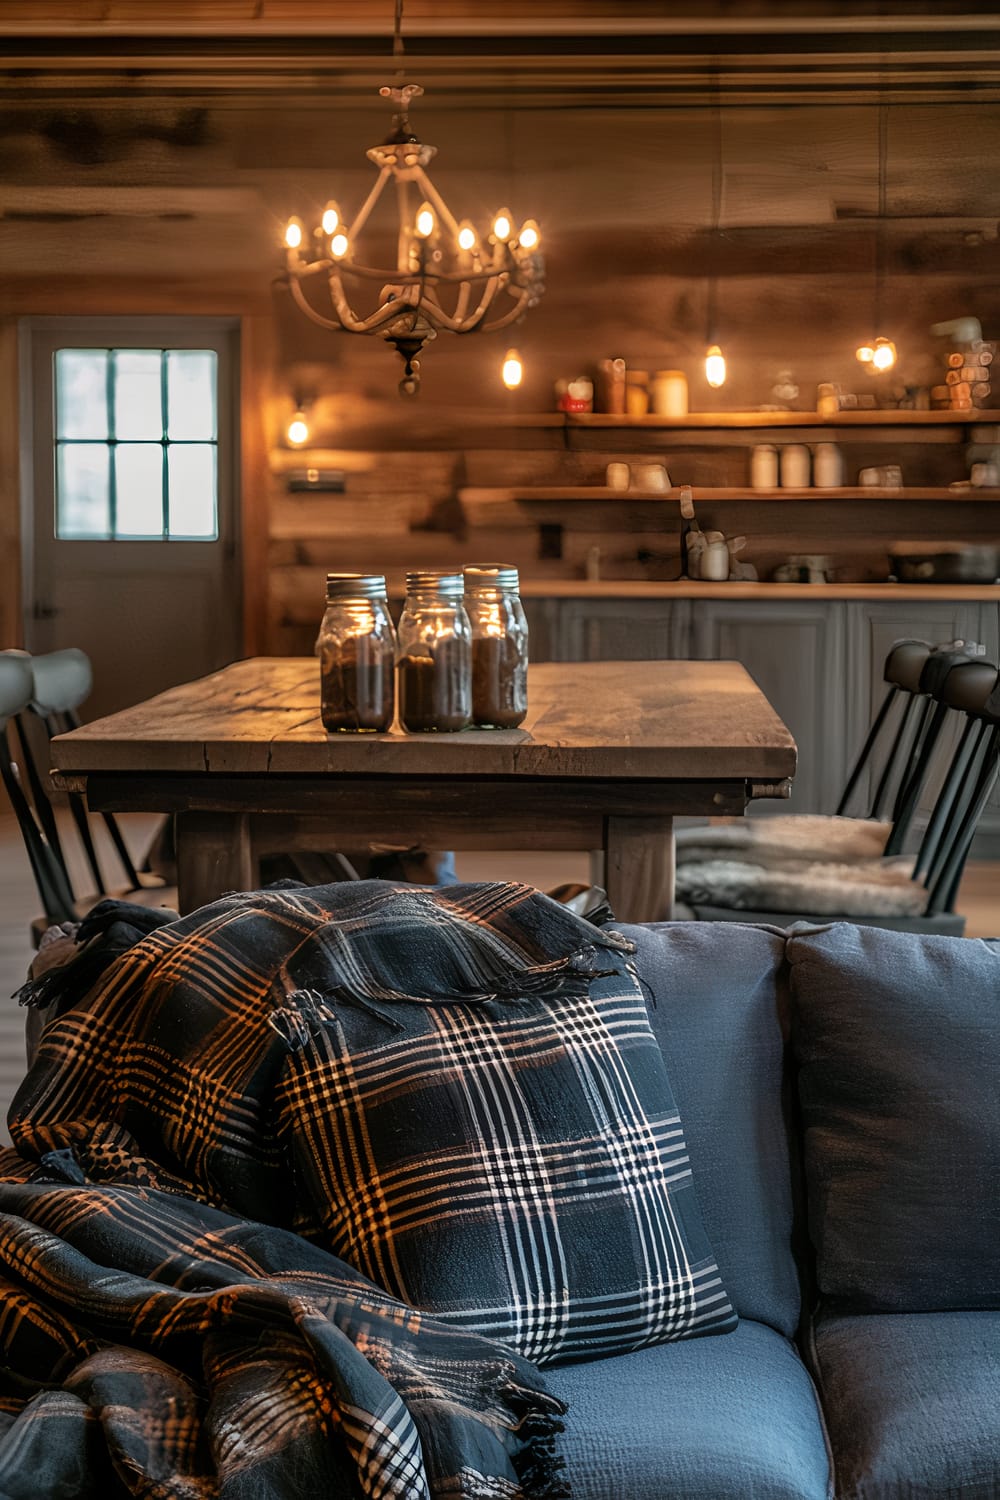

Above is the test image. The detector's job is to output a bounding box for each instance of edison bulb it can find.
[287,410,310,446]
[284,217,304,250]
[502,349,524,389]
[856,343,875,364]
[321,201,340,236]
[492,208,513,242]
[330,231,349,260]
[415,203,436,238]
[705,344,727,388]
[872,337,897,371]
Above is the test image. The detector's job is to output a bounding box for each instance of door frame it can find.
[19,314,243,659]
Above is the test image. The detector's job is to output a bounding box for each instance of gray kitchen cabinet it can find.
[688,599,848,815]
[552,598,690,662]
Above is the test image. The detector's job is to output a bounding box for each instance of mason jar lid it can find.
[404,569,465,600]
[463,564,520,594]
[326,572,388,601]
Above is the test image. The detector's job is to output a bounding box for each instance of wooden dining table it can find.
[50,657,796,922]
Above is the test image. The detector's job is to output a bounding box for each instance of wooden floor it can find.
[0,813,996,1142]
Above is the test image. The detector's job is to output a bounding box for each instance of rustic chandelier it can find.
[281,4,545,396]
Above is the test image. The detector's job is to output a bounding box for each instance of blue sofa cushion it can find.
[620,920,803,1337]
[281,890,737,1368]
[788,922,1000,1310]
[547,1318,832,1500]
[811,1309,1000,1499]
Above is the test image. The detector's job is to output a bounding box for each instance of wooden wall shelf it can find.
[459,484,1000,505]
[565,410,1000,430]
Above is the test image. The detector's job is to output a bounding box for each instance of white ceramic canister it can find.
[631,461,669,491]
[751,444,779,489]
[780,444,811,488]
[812,442,844,489]
[650,369,689,418]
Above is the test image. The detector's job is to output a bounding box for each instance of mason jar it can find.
[463,564,529,728]
[316,573,396,733]
[396,571,472,732]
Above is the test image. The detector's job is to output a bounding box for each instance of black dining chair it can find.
[2,648,175,940]
[675,650,1000,936]
[675,637,977,870]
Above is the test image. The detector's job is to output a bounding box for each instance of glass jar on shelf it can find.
[396,570,472,733]
[463,564,529,728]
[316,573,396,733]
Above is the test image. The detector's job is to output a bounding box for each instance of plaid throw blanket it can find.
[2,881,634,1498]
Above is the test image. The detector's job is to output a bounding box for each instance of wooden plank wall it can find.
[1,90,1000,654]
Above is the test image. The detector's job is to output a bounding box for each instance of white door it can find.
[24,316,241,720]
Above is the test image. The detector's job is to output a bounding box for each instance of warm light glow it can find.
[517,219,540,251]
[492,208,513,242]
[856,337,897,371]
[502,348,524,389]
[321,201,340,236]
[704,344,727,388]
[871,337,897,371]
[284,217,304,250]
[330,231,350,259]
[457,221,477,252]
[415,202,436,239]
[287,410,310,446]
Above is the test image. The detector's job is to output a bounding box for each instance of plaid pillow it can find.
[277,939,736,1368]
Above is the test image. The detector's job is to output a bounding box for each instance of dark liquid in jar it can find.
[471,635,527,727]
[321,637,394,732]
[398,642,470,732]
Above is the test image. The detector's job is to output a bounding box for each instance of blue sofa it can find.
[543,918,1000,1500]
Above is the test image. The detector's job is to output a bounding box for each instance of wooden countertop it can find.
[517,580,1000,601]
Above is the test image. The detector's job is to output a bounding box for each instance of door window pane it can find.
[114,350,164,440]
[167,350,217,440]
[116,444,165,537]
[168,445,218,538]
[57,444,110,538]
[54,344,221,541]
[55,350,108,439]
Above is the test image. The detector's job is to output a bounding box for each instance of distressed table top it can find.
[52,657,797,785]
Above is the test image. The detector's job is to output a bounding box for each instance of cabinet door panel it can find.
[556,599,689,662]
[690,600,846,814]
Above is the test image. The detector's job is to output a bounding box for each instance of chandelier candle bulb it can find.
[321,202,341,236]
[491,208,513,242]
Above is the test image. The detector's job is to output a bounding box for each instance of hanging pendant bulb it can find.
[705,344,727,388]
[871,336,897,371]
[501,348,524,389]
[287,408,310,446]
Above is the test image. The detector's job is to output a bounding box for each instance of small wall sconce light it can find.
[286,397,312,447]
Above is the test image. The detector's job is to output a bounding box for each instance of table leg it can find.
[176,811,255,914]
[603,815,674,923]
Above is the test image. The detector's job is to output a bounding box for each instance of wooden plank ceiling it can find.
[1,2,1000,104]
